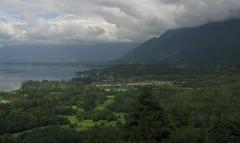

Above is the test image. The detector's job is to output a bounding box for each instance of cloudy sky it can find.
[0,0,240,45]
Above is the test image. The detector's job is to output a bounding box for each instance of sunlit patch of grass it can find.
[61,115,95,131]
[64,115,78,124]
[61,95,126,131]
[77,120,95,131]
[114,112,126,124]
[62,114,120,131]
[95,95,115,111]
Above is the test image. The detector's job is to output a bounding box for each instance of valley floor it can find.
[0,65,240,143]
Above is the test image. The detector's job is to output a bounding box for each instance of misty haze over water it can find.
[0,63,88,91]
[0,43,136,91]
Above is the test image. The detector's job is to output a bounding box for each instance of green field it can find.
[95,95,115,111]
[61,94,122,131]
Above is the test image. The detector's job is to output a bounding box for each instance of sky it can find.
[0,0,240,45]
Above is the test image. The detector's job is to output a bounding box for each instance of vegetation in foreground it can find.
[0,64,240,143]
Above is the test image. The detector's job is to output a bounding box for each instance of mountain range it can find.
[119,18,240,66]
[0,43,137,64]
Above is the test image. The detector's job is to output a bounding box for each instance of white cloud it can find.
[0,0,239,44]
[27,15,122,43]
[0,20,27,41]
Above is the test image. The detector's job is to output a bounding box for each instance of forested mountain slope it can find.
[119,18,240,66]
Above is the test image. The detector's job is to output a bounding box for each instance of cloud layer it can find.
[0,0,240,44]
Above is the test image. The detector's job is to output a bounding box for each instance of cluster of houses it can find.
[94,81,172,87]
[79,71,173,93]
[93,81,173,92]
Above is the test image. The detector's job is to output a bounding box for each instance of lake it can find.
[0,63,89,92]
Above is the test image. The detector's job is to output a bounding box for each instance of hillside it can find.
[119,18,240,66]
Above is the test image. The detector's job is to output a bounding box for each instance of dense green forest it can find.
[0,64,240,143]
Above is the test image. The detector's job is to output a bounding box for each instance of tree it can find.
[126,87,171,143]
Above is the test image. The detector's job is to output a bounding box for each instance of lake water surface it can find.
[0,64,88,92]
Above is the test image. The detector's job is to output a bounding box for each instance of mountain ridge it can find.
[0,43,137,64]
[119,18,240,66]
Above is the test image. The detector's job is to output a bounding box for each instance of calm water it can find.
[0,64,88,92]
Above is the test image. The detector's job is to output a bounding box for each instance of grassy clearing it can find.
[62,115,95,131]
[64,115,78,124]
[77,120,95,131]
[114,112,126,124]
[62,115,119,131]
[95,95,126,124]
[95,95,115,111]
[62,95,125,131]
